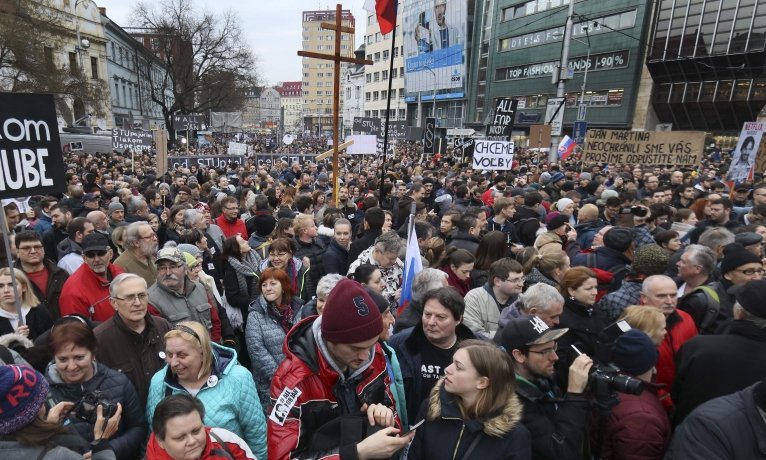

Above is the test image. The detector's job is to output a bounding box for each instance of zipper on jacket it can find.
[451,423,465,460]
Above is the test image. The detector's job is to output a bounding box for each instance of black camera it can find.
[630,206,648,217]
[588,320,645,411]
[71,392,117,424]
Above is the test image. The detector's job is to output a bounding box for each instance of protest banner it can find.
[472,140,515,170]
[173,114,202,131]
[424,117,436,154]
[727,122,764,183]
[352,117,381,134]
[387,121,407,140]
[112,129,153,151]
[0,93,67,199]
[168,155,245,170]
[486,98,518,138]
[347,135,378,154]
[228,141,248,155]
[582,130,705,166]
[253,153,329,167]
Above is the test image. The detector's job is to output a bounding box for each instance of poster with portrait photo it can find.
[727,122,764,184]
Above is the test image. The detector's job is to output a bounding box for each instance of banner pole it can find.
[0,211,23,326]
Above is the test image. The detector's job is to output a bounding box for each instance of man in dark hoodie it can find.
[348,206,385,263]
[512,191,544,247]
[56,217,94,274]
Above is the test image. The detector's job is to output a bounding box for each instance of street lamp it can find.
[416,65,437,126]
[74,0,90,72]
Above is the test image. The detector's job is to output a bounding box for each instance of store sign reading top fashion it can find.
[496,50,630,82]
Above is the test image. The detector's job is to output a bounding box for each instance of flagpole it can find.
[379,22,398,202]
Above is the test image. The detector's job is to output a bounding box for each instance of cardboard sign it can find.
[583,130,705,166]
[112,129,153,151]
[347,135,378,154]
[472,140,515,170]
[0,93,66,199]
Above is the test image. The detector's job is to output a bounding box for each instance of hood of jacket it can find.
[56,237,82,258]
[318,225,334,239]
[258,255,304,272]
[427,379,523,437]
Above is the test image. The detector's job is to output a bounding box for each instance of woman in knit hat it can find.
[0,364,118,459]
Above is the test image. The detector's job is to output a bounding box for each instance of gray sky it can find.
[96,0,370,86]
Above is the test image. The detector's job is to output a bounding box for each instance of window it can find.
[392,68,398,78]
[346,87,351,99]
[383,50,389,60]
[367,54,373,61]
[355,86,361,99]
[381,90,387,99]
[375,32,381,42]
[382,70,388,80]
[393,47,399,58]
[68,52,78,76]
[373,91,379,100]
[374,72,380,81]
[365,92,371,102]
[114,81,120,105]
[374,52,381,62]
[400,67,404,77]
[366,74,372,83]
[90,57,98,79]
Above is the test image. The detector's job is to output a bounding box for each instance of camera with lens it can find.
[629,206,648,217]
[71,391,117,424]
[588,320,645,412]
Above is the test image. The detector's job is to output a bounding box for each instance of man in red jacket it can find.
[215,196,247,239]
[60,232,124,321]
[640,275,697,410]
[267,279,413,460]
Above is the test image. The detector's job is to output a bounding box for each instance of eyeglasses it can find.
[506,276,526,284]
[157,264,183,272]
[736,268,765,276]
[139,233,157,240]
[527,343,558,357]
[84,250,108,258]
[224,207,239,211]
[113,293,148,303]
[270,252,289,258]
[190,264,202,271]
[18,245,44,253]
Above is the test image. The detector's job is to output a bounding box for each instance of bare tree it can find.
[0,0,109,122]
[132,0,258,139]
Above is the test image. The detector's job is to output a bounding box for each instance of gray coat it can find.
[0,440,115,460]
[245,294,302,408]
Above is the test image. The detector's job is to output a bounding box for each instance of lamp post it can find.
[571,28,592,121]
[74,0,91,72]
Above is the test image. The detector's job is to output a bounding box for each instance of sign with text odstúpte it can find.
[472,140,514,170]
[0,93,66,199]
[583,130,705,166]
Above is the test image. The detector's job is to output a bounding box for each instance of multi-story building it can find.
[101,8,170,130]
[259,86,281,129]
[0,0,112,128]
[362,1,407,124]
[647,0,766,145]
[465,0,655,139]
[343,45,366,136]
[301,9,356,136]
[277,82,303,134]
[242,87,261,130]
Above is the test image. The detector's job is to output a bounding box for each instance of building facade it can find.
[277,81,303,134]
[101,9,170,130]
[301,9,356,136]
[362,2,407,124]
[259,86,281,129]
[466,0,655,139]
[647,0,766,144]
[242,87,261,130]
[343,45,366,137]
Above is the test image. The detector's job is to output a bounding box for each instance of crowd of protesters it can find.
[0,135,764,459]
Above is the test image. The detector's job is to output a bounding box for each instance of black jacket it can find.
[677,280,734,334]
[321,240,349,277]
[0,305,53,341]
[512,206,543,248]
[684,218,742,244]
[447,231,480,253]
[554,297,608,390]
[672,320,766,426]
[408,381,531,460]
[42,226,67,263]
[666,382,766,459]
[515,376,590,460]
[15,258,68,320]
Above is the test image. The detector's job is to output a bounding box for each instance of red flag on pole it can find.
[375,0,397,35]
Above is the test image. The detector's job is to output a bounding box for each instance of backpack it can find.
[680,283,721,333]
[583,252,629,302]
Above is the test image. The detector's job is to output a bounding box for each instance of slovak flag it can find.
[363,0,397,35]
[398,221,423,315]
[558,135,576,160]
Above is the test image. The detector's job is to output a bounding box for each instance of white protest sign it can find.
[472,140,515,170]
[545,98,565,136]
[228,141,248,155]
[727,122,764,183]
[346,135,377,154]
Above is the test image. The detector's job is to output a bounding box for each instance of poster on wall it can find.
[402,0,466,97]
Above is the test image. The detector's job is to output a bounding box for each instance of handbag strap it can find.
[458,432,484,460]
[209,430,234,460]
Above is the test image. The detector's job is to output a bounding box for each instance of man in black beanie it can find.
[666,374,766,459]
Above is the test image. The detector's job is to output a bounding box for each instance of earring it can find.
[570,296,575,301]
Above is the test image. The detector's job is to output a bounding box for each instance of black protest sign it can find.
[254,153,329,167]
[352,117,381,135]
[173,114,202,131]
[486,98,518,138]
[423,117,436,154]
[168,155,245,170]
[112,129,153,151]
[0,93,66,199]
[454,137,475,158]
[387,121,407,140]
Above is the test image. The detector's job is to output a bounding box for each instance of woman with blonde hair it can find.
[146,321,267,460]
[0,268,53,341]
[619,305,667,345]
[519,246,570,290]
[407,339,530,459]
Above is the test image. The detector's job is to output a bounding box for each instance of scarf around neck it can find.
[228,251,260,297]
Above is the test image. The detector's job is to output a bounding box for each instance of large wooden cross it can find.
[298,4,372,206]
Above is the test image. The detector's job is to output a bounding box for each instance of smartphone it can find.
[405,419,425,434]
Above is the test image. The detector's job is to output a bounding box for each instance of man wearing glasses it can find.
[114,221,159,285]
[214,196,248,239]
[95,273,171,406]
[59,232,124,321]
[147,247,222,342]
[501,315,593,460]
[13,231,69,319]
[463,258,524,339]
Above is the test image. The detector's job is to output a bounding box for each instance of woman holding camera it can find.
[407,340,531,459]
[44,321,146,459]
[0,364,118,459]
[146,321,267,460]
[147,394,255,460]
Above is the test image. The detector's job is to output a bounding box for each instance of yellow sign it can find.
[583,130,705,166]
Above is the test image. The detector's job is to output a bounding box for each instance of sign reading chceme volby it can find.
[472,140,514,170]
[583,129,705,166]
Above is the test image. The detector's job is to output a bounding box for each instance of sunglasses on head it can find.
[84,250,108,258]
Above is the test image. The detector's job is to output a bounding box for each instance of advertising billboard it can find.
[402,0,466,98]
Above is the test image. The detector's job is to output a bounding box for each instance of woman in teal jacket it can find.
[146,321,267,460]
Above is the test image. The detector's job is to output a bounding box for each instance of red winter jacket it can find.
[215,215,248,240]
[59,263,124,322]
[146,427,255,459]
[268,316,401,460]
[656,309,697,410]
[600,383,672,460]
